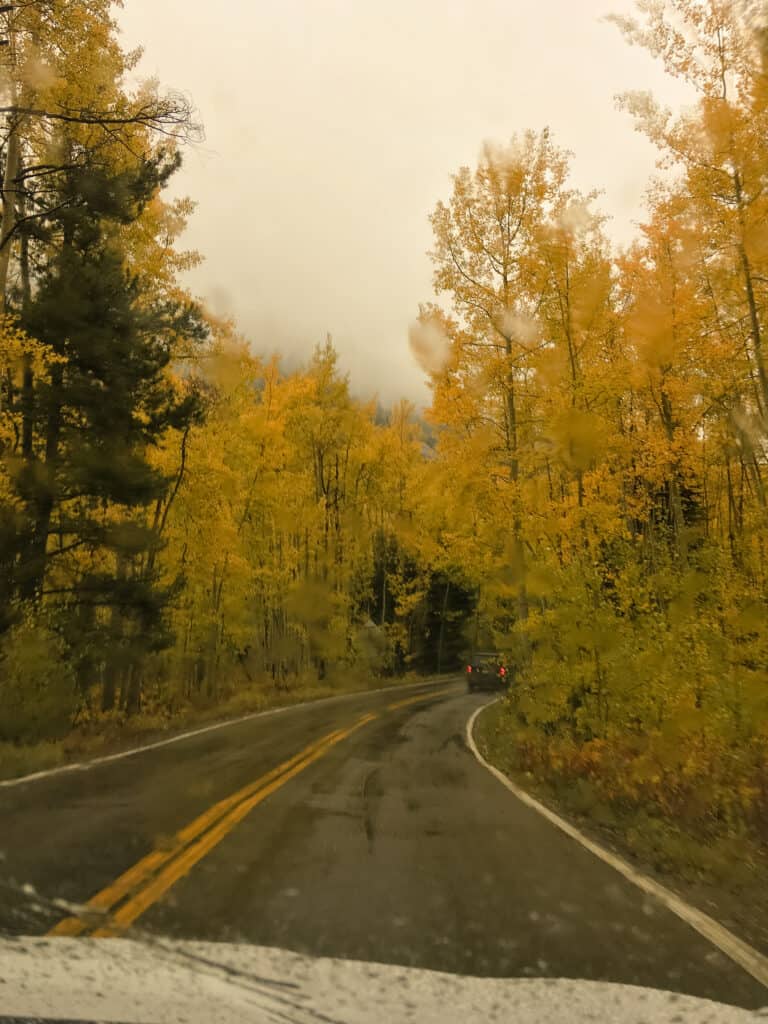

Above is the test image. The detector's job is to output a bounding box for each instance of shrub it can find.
[0,615,77,743]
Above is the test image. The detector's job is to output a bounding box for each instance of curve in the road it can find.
[466,699,768,992]
[3,680,766,1010]
[0,678,453,791]
[47,689,452,938]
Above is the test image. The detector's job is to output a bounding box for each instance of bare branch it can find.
[0,92,204,144]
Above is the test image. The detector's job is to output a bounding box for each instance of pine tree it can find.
[10,150,207,709]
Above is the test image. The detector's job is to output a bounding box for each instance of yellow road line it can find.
[92,713,378,936]
[48,688,452,938]
[48,725,348,937]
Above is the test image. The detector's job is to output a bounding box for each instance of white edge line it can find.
[1,677,456,790]
[465,700,768,994]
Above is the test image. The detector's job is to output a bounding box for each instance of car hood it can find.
[0,936,761,1024]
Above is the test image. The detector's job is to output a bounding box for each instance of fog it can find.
[117,0,693,406]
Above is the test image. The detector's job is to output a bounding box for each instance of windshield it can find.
[1,1,767,1022]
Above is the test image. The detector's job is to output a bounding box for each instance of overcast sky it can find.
[116,0,693,406]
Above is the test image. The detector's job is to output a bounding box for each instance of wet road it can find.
[1,678,765,1009]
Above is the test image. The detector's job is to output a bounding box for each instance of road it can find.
[0,678,765,1010]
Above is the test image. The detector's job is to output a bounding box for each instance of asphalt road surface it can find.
[1,678,766,1010]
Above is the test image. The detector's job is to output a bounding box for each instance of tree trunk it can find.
[658,386,687,561]
[0,113,21,312]
[436,580,450,674]
[734,171,768,414]
[504,351,528,626]
[124,664,142,716]
[18,156,34,456]
[101,554,128,711]
[18,363,62,601]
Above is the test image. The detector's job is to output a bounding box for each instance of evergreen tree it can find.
[9,151,207,709]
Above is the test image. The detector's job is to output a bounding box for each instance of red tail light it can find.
[466,665,472,673]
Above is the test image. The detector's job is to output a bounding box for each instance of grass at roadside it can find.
[0,670,433,783]
[473,698,768,957]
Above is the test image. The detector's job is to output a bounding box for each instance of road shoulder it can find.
[467,699,768,994]
[0,676,452,788]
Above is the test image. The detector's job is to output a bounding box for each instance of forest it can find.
[0,0,767,871]
[0,1,477,759]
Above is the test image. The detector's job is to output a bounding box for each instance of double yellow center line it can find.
[49,687,451,938]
